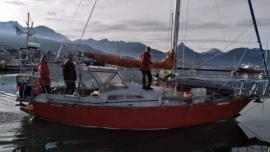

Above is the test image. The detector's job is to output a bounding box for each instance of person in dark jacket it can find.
[63,54,77,95]
[38,54,51,93]
[139,46,153,90]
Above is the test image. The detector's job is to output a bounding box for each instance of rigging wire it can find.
[158,0,173,52]
[214,0,227,51]
[206,31,255,99]
[48,0,84,89]
[182,0,189,69]
[232,32,254,73]
[54,0,84,61]
[75,0,98,93]
[10,14,28,48]
[173,21,256,99]
[76,0,98,51]
[195,22,253,70]
[177,21,254,77]
[177,0,227,72]
[65,0,83,41]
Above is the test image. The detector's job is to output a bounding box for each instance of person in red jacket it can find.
[139,46,153,90]
[38,54,51,93]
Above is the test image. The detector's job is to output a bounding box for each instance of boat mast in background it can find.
[247,0,270,85]
[172,0,181,69]
[26,13,30,48]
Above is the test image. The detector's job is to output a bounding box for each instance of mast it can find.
[247,0,270,84]
[266,40,268,64]
[172,0,181,69]
[26,12,30,48]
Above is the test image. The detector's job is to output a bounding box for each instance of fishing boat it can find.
[5,13,41,72]
[5,43,41,71]
[18,0,266,130]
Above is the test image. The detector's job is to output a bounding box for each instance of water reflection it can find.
[239,73,261,80]
[9,117,269,152]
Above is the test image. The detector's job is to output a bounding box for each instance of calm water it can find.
[0,69,270,152]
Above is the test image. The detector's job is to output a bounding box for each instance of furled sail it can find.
[152,49,176,69]
[84,49,176,69]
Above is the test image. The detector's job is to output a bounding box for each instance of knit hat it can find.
[146,46,151,51]
[67,53,73,58]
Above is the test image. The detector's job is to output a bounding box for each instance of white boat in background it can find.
[239,63,264,74]
[5,43,41,71]
[5,13,41,72]
[259,41,269,79]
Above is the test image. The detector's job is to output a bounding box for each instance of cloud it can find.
[184,21,231,30]
[256,18,270,26]
[43,17,72,23]
[235,20,253,28]
[180,37,255,45]
[47,12,56,16]
[234,18,270,28]
[83,19,169,33]
[33,0,51,1]
[4,0,265,52]
[5,0,26,5]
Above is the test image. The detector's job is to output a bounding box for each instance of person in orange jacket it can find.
[38,54,51,93]
[139,46,153,90]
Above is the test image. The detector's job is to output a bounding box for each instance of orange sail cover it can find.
[84,49,176,69]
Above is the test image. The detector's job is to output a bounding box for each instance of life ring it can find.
[183,91,191,97]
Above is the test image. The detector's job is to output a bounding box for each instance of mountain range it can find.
[0,21,267,68]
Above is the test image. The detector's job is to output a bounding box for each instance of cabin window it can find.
[126,95,143,100]
[107,95,125,101]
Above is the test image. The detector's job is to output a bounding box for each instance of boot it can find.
[142,85,147,90]
[147,85,153,90]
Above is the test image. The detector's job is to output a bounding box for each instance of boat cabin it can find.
[82,66,128,93]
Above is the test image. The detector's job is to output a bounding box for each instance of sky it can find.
[1,0,270,52]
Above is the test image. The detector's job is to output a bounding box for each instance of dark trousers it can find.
[141,70,152,87]
[42,85,51,93]
[65,81,76,95]
[18,83,31,98]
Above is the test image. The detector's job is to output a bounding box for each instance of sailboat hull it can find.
[21,98,250,130]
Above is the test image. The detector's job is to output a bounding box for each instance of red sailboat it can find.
[19,0,260,130]
[20,65,251,130]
